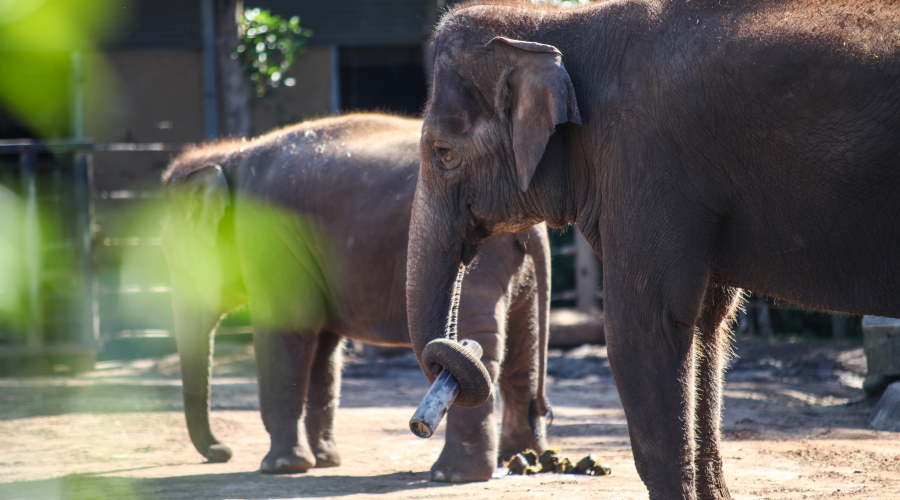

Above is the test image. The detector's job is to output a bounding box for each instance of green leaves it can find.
[233,8,312,99]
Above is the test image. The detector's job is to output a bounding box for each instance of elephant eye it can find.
[434,142,462,170]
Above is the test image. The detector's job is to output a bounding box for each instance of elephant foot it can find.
[431,451,494,483]
[499,437,546,465]
[260,447,316,474]
[312,441,341,468]
[696,460,731,500]
[499,427,546,464]
[697,486,732,500]
[201,443,233,463]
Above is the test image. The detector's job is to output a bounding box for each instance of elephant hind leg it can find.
[305,330,343,468]
[694,285,743,500]
[255,327,319,474]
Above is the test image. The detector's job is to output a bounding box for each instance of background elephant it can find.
[405,1,900,499]
[160,113,551,483]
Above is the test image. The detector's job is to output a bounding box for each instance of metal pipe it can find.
[409,339,483,438]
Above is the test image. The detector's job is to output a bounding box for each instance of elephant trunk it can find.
[161,209,233,463]
[406,186,492,409]
[170,292,232,462]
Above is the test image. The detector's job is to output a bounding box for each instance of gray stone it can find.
[549,309,605,347]
[869,381,900,432]
[862,316,900,396]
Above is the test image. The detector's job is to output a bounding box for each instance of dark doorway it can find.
[339,46,427,117]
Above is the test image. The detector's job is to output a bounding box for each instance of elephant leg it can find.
[304,330,343,468]
[498,293,548,462]
[694,286,742,500]
[604,257,710,500]
[171,293,232,463]
[255,327,319,473]
[432,327,503,483]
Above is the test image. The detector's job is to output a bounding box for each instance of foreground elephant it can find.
[407,1,900,498]
[161,114,551,482]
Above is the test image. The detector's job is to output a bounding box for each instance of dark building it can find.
[0,0,449,364]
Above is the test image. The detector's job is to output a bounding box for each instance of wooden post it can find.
[575,231,598,312]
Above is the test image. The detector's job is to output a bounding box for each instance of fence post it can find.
[19,151,41,347]
[74,150,99,345]
[574,231,598,312]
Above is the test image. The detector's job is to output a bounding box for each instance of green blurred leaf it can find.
[0,0,130,138]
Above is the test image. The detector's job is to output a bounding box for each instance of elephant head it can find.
[407,33,581,408]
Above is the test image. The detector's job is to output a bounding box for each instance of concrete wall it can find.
[84,49,206,145]
[85,46,337,145]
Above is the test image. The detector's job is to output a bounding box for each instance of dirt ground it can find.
[1,336,898,500]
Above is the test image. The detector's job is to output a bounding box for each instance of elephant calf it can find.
[160,113,552,482]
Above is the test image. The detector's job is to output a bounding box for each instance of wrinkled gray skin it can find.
[408,1,900,498]
[161,114,551,482]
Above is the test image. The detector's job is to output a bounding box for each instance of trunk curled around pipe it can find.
[405,184,492,412]
[410,339,485,438]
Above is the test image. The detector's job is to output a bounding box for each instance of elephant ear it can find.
[487,37,581,192]
[181,164,230,247]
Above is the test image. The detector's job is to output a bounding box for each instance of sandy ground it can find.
[0,337,898,500]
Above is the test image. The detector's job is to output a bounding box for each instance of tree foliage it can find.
[234,8,311,99]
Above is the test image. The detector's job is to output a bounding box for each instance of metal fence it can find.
[0,140,191,371]
[0,140,97,371]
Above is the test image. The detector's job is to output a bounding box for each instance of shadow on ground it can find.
[0,470,446,500]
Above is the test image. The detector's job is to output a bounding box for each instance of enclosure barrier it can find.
[0,140,198,372]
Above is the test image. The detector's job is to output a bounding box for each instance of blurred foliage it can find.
[162,187,339,332]
[0,183,28,332]
[0,156,83,345]
[234,8,311,99]
[0,474,147,500]
[0,0,130,138]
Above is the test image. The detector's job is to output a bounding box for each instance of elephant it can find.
[160,113,552,482]
[405,1,900,499]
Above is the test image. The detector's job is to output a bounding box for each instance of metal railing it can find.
[0,140,186,366]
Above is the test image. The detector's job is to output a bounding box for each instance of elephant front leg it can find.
[604,258,710,500]
[694,286,742,500]
[304,330,343,468]
[255,328,319,473]
[432,332,502,483]
[499,295,548,462]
